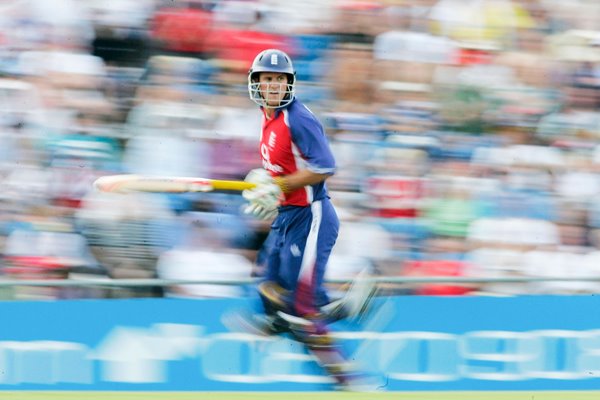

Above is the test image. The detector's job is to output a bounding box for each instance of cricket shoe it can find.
[330,362,384,392]
[335,372,385,392]
[325,268,377,323]
[222,309,289,337]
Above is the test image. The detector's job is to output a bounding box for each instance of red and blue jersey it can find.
[259,98,336,207]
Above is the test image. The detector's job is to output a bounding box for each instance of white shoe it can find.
[335,377,383,392]
[334,368,384,392]
[339,268,376,322]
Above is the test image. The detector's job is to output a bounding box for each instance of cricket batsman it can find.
[230,48,376,390]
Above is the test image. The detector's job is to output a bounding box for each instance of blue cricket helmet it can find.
[248,49,296,108]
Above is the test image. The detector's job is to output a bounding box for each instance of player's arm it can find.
[273,169,331,193]
[286,107,336,194]
[241,167,332,219]
[241,169,329,217]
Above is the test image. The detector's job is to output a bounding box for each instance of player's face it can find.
[258,72,289,107]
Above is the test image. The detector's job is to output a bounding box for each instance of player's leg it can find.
[226,200,374,340]
[286,316,362,387]
[275,309,380,392]
[282,199,337,317]
[282,199,375,323]
[293,198,376,324]
[255,201,375,324]
[280,199,364,387]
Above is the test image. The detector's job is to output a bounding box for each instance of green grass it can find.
[0,392,599,400]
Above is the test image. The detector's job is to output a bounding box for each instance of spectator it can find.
[156,216,254,298]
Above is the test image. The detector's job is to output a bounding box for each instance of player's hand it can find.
[242,169,282,220]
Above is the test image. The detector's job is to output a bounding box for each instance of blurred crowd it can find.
[1,0,600,299]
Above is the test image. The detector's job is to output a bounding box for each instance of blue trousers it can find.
[263,198,339,317]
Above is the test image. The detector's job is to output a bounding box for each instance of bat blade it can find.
[93,175,255,193]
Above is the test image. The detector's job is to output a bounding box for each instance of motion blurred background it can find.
[1,0,600,300]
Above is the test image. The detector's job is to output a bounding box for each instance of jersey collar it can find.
[261,98,295,119]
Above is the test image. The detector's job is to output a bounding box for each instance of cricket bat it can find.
[93,174,256,193]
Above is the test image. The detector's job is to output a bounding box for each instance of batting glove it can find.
[242,169,283,220]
